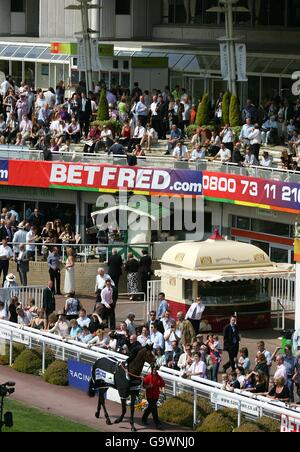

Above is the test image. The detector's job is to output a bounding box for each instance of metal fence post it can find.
[193,388,197,427]
[238,400,242,427]
[42,341,46,374]
[9,331,13,366]
[173,380,177,397]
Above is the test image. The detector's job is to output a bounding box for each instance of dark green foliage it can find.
[44,360,68,386]
[229,95,241,127]
[196,93,210,126]
[13,349,42,375]
[0,343,26,365]
[222,91,231,125]
[158,394,213,428]
[196,411,233,432]
[97,89,109,121]
[234,422,264,432]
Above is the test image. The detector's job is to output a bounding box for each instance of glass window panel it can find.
[261,77,279,102]
[11,61,22,86]
[0,61,9,76]
[198,280,269,305]
[251,240,270,256]
[236,216,250,230]
[25,61,35,88]
[121,72,130,89]
[0,45,8,55]
[26,47,46,58]
[184,280,193,301]
[1,46,19,57]
[14,46,32,58]
[110,72,119,87]
[251,219,290,237]
[39,48,52,60]
[270,247,289,263]
[115,0,130,15]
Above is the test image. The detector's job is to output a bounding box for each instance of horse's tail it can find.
[88,367,96,398]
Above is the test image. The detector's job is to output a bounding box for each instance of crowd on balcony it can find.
[1,75,300,170]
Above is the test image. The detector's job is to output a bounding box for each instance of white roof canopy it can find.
[156,265,295,283]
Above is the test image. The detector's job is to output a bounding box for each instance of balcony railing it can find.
[1,146,300,183]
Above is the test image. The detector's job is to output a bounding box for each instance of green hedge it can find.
[0,343,26,365]
[196,411,233,433]
[44,360,68,386]
[12,348,55,375]
[158,394,213,428]
[13,349,42,375]
[234,422,264,433]
[222,91,231,126]
[196,93,210,126]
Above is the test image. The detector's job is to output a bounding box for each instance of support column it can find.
[296,263,300,331]
[162,0,169,24]
[91,0,100,38]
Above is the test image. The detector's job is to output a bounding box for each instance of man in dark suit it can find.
[43,281,56,323]
[139,249,152,298]
[107,249,123,291]
[223,316,241,372]
[166,340,183,370]
[0,220,13,243]
[78,92,92,137]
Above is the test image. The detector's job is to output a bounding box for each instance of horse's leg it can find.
[114,398,127,424]
[95,391,101,419]
[130,392,138,433]
[100,390,112,426]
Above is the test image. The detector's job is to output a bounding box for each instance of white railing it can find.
[1,319,300,428]
[1,145,300,182]
[147,280,161,313]
[0,286,44,310]
[272,276,295,312]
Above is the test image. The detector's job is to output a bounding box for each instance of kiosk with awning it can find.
[156,230,295,331]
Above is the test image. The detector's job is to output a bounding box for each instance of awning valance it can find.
[155,266,295,283]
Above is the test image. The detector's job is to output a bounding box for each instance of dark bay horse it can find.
[88,344,155,432]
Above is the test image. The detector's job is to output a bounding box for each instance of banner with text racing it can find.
[203,171,300,214]
[7,161,203,197]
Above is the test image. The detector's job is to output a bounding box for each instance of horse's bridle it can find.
[120,363,144,380]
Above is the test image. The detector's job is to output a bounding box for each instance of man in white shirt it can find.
[164,321,181,355]
[77,308,91,329]
[248,123,262,160]
[274,355,288,384]
[128,121,146,152]
[220,124,235,152]
[26,226,38,260]
[0,238,14,286]
[239,118,254,148]
[185,297,205,335]
[0,77,12,97]
[214,143,232,163]
[173,142,189,161]
[150,323,165,351]
[95,267,114,304]
[12,221,28,256]
[260,151,273,168]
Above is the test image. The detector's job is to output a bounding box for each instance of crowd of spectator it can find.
[1,74,300,172]
[1,291,299,405]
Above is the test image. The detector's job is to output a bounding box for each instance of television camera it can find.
[0,382,15,432]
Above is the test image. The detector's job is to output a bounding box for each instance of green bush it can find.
[97,89,109,121]
[229,95,241,127]
[44,360,68,386]
[44,348,56,368]
[234,422,264,433]
[257,417,280,433]
[158,394,213,428]
[218,408,244,425]
[222,91,231,125]
[196,93,210,126]
[13,349,42,375]
[232,125,242,142]
[197,411,233,433]
[0,343,26,365]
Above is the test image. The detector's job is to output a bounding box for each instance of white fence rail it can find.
[0,286,44,310]
[147,280,161,313]
[272,276,295,313]
[1,319,300,428]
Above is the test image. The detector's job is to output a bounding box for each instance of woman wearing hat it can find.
[4,273,18,289]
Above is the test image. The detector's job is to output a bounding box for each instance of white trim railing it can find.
[1,146,300,182]
[0,286,44,310]
[1,319,300,427]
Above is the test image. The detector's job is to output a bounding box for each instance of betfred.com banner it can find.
[6,160,203,197]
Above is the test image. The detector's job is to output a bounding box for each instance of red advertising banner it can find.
[7,160,202,197]
[281,414,300,432]
[203,171,300,214]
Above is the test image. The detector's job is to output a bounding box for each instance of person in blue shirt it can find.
[165,124,182,154]
[157,293,169,320]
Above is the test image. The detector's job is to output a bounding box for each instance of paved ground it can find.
[0,366,187,433]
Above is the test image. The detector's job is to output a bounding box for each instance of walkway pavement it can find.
[0,366,187,433]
